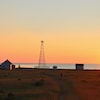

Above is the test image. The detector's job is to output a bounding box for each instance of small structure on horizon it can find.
[53,66,57,70]
[18,64,21,69]
[0,60,15,70]
[76,64,84,70]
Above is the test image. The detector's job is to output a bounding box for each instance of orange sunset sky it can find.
[0,0,100,64]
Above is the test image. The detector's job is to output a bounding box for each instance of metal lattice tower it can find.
[38,41,46,68]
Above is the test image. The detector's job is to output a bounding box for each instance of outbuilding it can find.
[0,60,15,70]
[76,64,84,70]
[53,66,57,70]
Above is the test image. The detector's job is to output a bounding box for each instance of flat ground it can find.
[0,69,100,100]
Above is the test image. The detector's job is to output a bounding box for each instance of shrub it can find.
[6,92,15,100]
[33,79,45,87]
[17,78,21,81]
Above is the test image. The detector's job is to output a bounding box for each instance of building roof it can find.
[1,59,12,65]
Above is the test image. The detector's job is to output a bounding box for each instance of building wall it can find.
[76,64,84,70]
[0,60,15,70]
[0,62,10,70]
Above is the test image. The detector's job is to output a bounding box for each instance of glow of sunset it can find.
[0,0,100,64]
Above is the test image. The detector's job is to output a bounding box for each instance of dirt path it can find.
[42,71,82,100]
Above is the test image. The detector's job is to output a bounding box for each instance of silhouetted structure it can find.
[53,66,57,70]
[0,60,15,70]
[38,41,45,68]
[18,64,21,69]
[76,64,84,70]
[38,41,49,69]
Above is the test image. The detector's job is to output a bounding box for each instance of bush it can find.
[33,79,45,87]
[6,92,15,100]
[17,78,21,81]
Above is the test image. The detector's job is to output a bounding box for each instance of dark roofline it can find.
[1,59,12,65]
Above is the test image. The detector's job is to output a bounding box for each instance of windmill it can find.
[38,41,49,69]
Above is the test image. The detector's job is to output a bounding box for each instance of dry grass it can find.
[0,69,100,100]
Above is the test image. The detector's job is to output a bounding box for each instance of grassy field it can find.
[0,69,100,100]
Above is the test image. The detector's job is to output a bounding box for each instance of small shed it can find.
[76,64,84,70]
[53,66,57,70]
[0,60,15,70]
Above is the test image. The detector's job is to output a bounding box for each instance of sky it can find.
[0,0,100,64]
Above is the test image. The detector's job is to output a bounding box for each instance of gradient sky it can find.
[0,0,100,63]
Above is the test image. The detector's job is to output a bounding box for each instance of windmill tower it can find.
[38,40,46,68]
